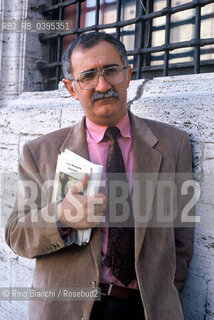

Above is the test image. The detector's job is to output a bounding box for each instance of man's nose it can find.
[95,74,112,92]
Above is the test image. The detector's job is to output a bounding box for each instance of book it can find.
[52,149,103,245]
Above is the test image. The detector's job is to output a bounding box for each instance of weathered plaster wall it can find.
[0,73,214,319]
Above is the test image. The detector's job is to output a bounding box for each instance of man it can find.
[5,32,194,320]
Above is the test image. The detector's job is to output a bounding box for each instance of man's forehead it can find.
[71,40,117,56]
[70,40,123,74]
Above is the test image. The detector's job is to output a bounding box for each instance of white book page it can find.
[52,149,103,245]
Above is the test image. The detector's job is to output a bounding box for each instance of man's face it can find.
[63,41,132,126]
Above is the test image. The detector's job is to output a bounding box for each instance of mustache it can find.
[92,89,119,102]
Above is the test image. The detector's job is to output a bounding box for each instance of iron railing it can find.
[37,0,214,90]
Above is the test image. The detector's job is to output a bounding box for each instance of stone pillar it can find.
[0,0,4,81]
[0,0,28,97]
[0,0,48,99]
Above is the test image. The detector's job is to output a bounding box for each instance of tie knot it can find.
[105,126,121,141]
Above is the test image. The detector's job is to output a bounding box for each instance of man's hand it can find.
[56,174,106,230]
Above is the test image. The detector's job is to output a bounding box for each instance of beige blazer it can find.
[5,111,194,320]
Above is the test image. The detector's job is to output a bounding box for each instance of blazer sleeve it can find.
[174,131,194,292]
[5,143,76,259]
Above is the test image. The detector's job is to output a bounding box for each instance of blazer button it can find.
[90,281,96,289]
[81,316,87,320]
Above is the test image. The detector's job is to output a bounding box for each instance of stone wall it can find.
[0,73,214,319]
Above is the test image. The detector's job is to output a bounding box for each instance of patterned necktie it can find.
[103,126,136,287]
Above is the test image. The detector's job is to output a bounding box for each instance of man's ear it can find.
[62,79,79,100]
[126,65,132,88]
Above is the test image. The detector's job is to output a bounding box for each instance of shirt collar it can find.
[86,111,131,143]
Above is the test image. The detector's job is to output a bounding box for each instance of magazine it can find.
[52,149,103,245]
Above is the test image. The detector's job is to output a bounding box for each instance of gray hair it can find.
[62,32,129,80]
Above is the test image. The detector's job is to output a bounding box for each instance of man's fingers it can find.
[87,193,106,214]
[92,202,106,214]
[70,173,88,194]
[88,193,106,205]
[95,193,106,201]
[93,193,106,204]
[59,188,106,228]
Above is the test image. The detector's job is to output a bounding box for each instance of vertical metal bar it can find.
[116,0,121,39]
[163,0,171,76]
[137,2,144,79]
[76,0,81,34]
[145,0,152,67]
[46,39,51,90]
[56,37,62,87]
[56,0,63,87]
[194,3,201,73]
[95,0,100,28]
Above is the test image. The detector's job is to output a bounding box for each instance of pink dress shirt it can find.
[85,111,138,289]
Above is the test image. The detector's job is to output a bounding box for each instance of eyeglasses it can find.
[72,65,128,90]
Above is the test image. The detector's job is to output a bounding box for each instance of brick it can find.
[61,103,84,128]
[195,203,214,231]
[207,280,214,317]
[131,74,214,143]
[191,142,203,179]
[182,273,207,320]
[203,143,214,159]
[0,105,61,135]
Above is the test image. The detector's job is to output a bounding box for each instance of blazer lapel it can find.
[60,117,89,160]
[129,112,162,262]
